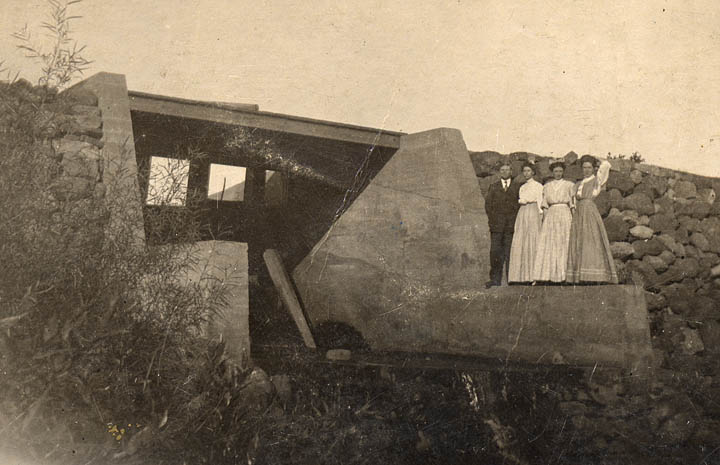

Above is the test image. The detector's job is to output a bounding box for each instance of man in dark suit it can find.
[484,163,520,288]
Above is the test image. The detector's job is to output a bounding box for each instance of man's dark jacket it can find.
[484,178,521,233]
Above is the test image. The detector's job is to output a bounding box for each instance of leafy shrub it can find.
[0,3,255,463]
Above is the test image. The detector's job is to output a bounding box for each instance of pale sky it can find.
[2,0,719,176]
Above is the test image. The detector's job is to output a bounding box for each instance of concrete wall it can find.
[173,241,250,367]
[293,128,653,371]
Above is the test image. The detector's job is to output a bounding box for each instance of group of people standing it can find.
[484,155,618,287]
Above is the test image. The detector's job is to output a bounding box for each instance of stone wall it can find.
[0,80,111,250]
[471,150,720,367]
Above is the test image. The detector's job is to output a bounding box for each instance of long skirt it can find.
[566,199,618,283]
[532,203,572,282]
[508,203,542,282]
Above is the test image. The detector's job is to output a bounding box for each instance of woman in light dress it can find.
[532,162,576,283]
[566,155,619,283]
[508,163,543,283]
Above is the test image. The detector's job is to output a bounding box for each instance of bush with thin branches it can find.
[0,2,257,464]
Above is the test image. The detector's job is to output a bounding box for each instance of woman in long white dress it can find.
[508,163,543,283]
[566,155,618,283]
[532,162,576,283]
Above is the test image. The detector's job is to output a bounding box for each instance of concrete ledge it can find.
[299,282,652,373]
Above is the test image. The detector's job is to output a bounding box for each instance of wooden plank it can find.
[128,93,402,149]
[263,249,317,349]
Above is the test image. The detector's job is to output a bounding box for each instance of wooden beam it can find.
[129,92,402,149]
[263,249,317,349]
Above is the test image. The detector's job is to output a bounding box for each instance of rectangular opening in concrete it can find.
[208,163,247,202]
[145,155,189,206]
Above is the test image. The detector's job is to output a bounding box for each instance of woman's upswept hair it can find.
[549,161,566,171]
[521,162,536,174]
[579,154,598,167]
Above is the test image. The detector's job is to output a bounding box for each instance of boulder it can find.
[658,250,676,266]
[638,215,650,226]
[644,291,666,311]
[633,238,666,259]
[629,225,654,240]
[697,187,716,205]
[608,207,622,217]
[657,258,700,285]
[608,189,625,209]
[270,374,293,403]
[671,225,690,245]
[639,175,668,198]
[563,151,578,164]
[604,215,630,242]
[564,163,583,182]
[326,349,352,361]
[686,296,718,328]
[690,233,711,252]
[699,217,720,253]
[622,193,655,216]
[648,213,678,234]
[666,291,694,315]
[656,234,678,252]
[712,264,720,278]
[629,169,644,184]
[238,368,275,413]
[653,196,675,214]
[699,321,720,355]
[621,209,640,226]
[643,255,669,273]
[673,180,698,199]
[610,242,634,259]
[685,245,700,259]
[680,328,705,355]
[594,190,611,217]
[607,171,635,194]
[625,259,659,288]
[678,215,700,232]
[678,200,711,219]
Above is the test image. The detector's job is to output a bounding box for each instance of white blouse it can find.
[576,160,611,199]
[518,178,544,214]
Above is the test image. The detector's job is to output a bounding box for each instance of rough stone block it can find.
[607,171,635,194]
[61,156,99,180]
[605,215,630,242]
[673,180,697,199]
[594,190,611,217]
[654,196,675,215]
[699,321,720,354]
[608,189,625,209]
[648,213,678,234]
[53,137,101,161]
[643,255,668,273]
[690,233,711,252]
[622,193,655,216]
[630,225,654,240]
[633,238,666,259]
[610,242,634,259]
[697,188,716,205]
[630,169,644,184]
[679,200,711,219]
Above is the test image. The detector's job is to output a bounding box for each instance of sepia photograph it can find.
[1,1,719,464]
